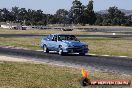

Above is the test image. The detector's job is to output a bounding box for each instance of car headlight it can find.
[67,44,73,47]
[63,44,72,48]
[83,45,88,48]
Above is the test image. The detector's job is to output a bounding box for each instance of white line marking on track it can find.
[101,55,110,56]
[36,50,43,51]
[89,54,97,55]
[118,56,128,58]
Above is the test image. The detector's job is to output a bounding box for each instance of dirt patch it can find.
[0,54,33,62]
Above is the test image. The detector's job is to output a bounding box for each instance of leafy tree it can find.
[0,8,11,21]
[80,5,87,25]
[95,13,103,26]
[35,10,43,22]
[55,9,69,25]
[85,0,96,25]
[19,8,28,23]
[71,0,83,24]
[25,21,31,25]
[68,9,74,24]
[96,6,132,26]
[11,7,20,22]
[0,4,132,26]
[26,9,44,25]
[42,14,47,26]
[0,9,3,21]
[47,14,58,24]
[108,6,129,26]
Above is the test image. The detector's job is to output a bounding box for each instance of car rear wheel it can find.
[43,45,49,53]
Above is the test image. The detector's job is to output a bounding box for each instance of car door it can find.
[46,34,53,50]
[51,35,59,51]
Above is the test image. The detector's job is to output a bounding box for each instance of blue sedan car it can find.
[40,34,89,56]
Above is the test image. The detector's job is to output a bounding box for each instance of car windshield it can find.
[58,35,78,41]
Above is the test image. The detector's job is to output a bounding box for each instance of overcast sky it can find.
[0,0,132,14]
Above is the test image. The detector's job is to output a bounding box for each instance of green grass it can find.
[0,61,131,88]
[76,25,132,28]
[0,37,40,50]
[81,38,132,57]
[0,37,132,57]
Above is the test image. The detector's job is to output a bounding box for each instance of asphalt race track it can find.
[0,46,132,75]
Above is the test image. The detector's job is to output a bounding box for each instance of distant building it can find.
[0,22,74,30]
[0,23,23,29]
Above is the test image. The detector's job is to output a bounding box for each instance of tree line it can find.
[0,0,132,26]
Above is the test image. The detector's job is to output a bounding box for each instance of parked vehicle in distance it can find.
[40,34,89,56]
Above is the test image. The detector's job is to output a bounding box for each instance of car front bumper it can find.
[63,47,89,53]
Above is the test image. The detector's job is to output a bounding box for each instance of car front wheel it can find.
[43,45,49,53]
[58,47,67,56]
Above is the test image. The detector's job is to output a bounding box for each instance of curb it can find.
[88,53,128,58]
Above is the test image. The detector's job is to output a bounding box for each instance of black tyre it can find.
[58,47,67,56]
[43,45,49,53]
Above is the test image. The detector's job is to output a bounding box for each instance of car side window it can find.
[53,35,57,41]
[47,35,50,39]
[47,34,53,41]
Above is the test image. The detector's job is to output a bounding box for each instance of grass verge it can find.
[81,38,132,57]
[0,61,131,88]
